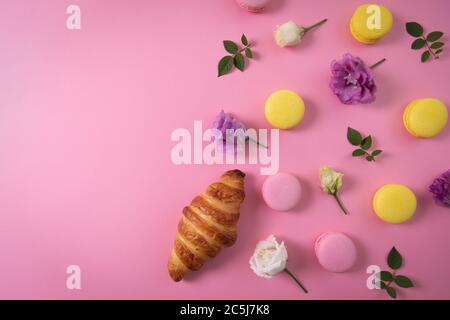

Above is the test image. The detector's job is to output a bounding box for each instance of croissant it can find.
[168,169,246,281]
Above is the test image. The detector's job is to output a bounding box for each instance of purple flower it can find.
[429,169,450,207]
[211,110,247,153]
[329,53,376,105]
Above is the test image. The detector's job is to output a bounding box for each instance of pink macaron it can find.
[235,0,272,13]
[262,172,302,211]
[315,232,357,272]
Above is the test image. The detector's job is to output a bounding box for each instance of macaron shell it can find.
[350,3,393,44]
[265,90,305,129]
[235,0,272,12]
[262,173,302,211]
[350,20,376,44]
[315,232,357,273]
[403,98,448,138]
[373,184,417,224]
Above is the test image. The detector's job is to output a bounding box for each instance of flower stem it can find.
[304,18,328,33]
[370,58,386,69]
[332,193,348,215]
[421,36,437,59]
[238,45,251,53]
[246,136,268,149]
[284,268,308,293]
[384,270,397,288]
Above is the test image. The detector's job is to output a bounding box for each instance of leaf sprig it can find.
[347,127,382,162]
[377,247,414,299]
[406,22,444,62]
[218,34,254,77]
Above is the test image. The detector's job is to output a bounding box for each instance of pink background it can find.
[0,0,449,299]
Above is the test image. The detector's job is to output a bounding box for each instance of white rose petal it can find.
[274,21,305,47]
[249,235,288,278]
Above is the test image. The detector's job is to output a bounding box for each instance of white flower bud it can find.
[249,235,288,278]
[274,21,305,47]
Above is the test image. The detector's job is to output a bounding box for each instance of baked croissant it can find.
[168,169,246,281]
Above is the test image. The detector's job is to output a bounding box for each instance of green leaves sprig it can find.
[377,247,414,299]
[347,127,383,162]
[406,22,444,62]
[218,34,254,77]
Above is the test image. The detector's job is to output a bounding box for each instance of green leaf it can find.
[233,53,245,71]
[378,271,393,282]
[223,40,238,54]
[352,149,366,157]
[421,50,430,62]
[435,49,444,55]
[379,281,387,289]
[245,48,253,59]
[241,34,248,46]
[406,22,423,37]
[411,38,427,50]
[387,246,402,270]
[430,42,444,49]
[366,155,375,162]
[427,31,443,42]
[347,127,362,146]
[371,149,383,157]
[394,275,414,288]
[361,136,372,150]
[386,286,397,299]
[218,56,234,77]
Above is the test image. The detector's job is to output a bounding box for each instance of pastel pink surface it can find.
[315,232,357,272]
[262,173,302,211]
[0,0,450,299]
[235,0,272,13]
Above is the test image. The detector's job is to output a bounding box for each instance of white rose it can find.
[274,21,305,47]
[320,165,343,195]
[249,235,288,278]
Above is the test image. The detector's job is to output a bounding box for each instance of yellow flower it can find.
[320,166,343,194]
[320,166,348,215]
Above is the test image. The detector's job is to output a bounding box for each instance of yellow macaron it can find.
[403,98,448,138]
[373,184,417,224]
[350,3,393,44]
[264,90,305,129]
